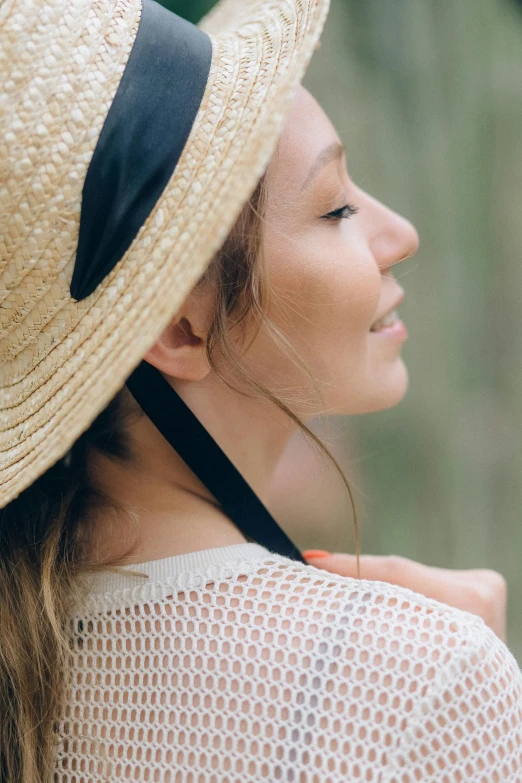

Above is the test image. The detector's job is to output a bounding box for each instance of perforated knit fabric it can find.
[54,543,522,782]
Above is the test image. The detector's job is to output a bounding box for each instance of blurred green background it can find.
[165,0,522,660]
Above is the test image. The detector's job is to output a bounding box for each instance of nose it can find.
[365,194,420,272]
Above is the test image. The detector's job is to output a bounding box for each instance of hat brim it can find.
[0,0,329,507]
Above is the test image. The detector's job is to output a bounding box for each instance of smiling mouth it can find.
[370,309,400,332]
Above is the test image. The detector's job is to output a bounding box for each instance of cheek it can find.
[266,227,381,361]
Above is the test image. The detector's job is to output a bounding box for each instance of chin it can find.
[367,359,409,413]
[335,359,409,416]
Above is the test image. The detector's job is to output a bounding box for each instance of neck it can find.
[87,373,296,565]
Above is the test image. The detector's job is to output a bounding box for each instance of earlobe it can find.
[143,315,211,382]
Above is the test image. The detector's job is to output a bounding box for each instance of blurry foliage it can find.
[162,0,214,23]
[165,0,522,659]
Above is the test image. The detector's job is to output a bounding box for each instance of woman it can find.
[1,0,520,779]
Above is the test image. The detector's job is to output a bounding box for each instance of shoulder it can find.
[253,554,522,713]
[256,553,496,643]
[264,556,522,778]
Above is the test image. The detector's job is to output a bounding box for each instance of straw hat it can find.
[0,0,329,508]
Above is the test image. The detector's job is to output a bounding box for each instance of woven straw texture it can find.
[54,545,522,781]
[0,0,329,507]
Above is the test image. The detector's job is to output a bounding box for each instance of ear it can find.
[143,287,215,382]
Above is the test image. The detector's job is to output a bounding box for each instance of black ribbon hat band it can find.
[71,0,212,301]
[71,0,305,563]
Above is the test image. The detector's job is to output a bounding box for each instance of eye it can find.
[322,203,359,221]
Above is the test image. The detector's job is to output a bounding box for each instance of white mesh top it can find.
[55,542,522,782]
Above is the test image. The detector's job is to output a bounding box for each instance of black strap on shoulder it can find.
[125,361,306,563]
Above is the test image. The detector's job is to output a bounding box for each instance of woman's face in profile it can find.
[246,85,420,417]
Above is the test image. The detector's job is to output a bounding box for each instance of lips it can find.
[370,309,399,332]
[370,293,404,332]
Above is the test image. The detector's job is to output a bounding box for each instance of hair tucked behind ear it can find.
[0,176,359,783]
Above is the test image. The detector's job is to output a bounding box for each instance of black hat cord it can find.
[126,361,306,563]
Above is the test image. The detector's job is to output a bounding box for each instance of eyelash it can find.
[322,203,359,221]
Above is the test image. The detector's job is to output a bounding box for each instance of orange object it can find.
[302,549,331,559]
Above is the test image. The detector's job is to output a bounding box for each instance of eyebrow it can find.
[300,141,345,191]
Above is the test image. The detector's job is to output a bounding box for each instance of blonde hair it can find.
[0,177,359,783]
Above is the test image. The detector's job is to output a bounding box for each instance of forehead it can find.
[266,85,341,191]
